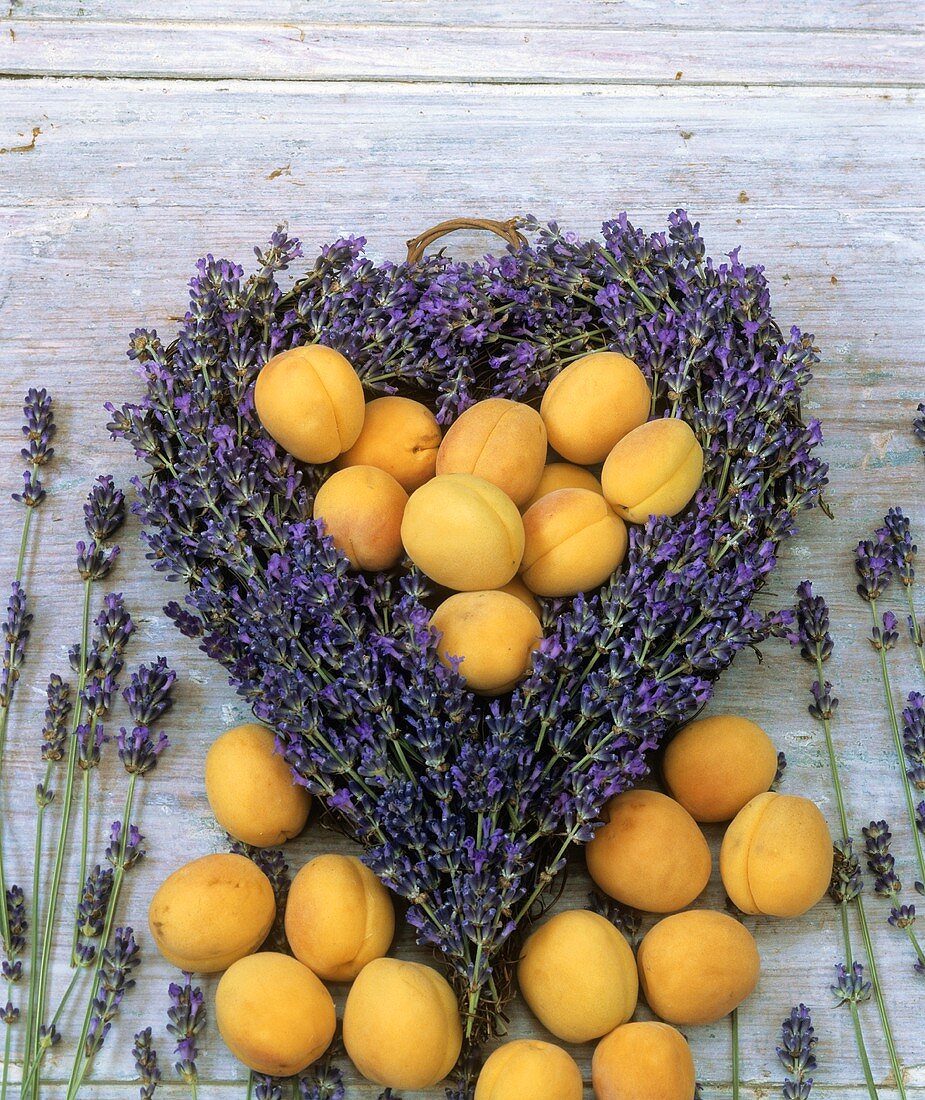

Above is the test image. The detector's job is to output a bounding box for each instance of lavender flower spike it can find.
[167,973,206,1089]
[778,1004,817,1100]
[298,1062,345,1100]
[84,474,125,542]
[133,1026,161,1099]
[84,927,141,1063]
[903,693,925,792]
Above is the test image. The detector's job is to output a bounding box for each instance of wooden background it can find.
[0,1,923,1096]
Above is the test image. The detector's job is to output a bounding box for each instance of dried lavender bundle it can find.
[783,582,903,1100]
[111,215,828,1037]
[856,531,925,890]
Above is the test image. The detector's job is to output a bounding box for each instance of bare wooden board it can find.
[0,4,923,1097]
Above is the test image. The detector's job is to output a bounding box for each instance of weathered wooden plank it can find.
[10,0,925,32]
[0,47,924,1100]
[2,19,923,85]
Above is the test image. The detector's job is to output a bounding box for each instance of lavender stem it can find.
[868,597,925,888]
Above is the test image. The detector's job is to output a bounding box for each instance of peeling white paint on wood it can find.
[0,3,923,1096]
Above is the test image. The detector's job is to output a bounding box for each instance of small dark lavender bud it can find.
[4,886,27,959]
[808,680,838,722]
[903,693,925,790]
[915,402,925,444]
[298,1063,346,1099]
[84,475,125,542]
[832,961,871,1005]
[86,927,141,1060]
[888,903,916,929]
[1,1002,18,1026]
[20,388,56,467]
[793,581,834,661]
[863,820,900,896]
[778,1003,817,1100]
[76,540,121,582]
[118,726,169,777]
[106,821,145,870]
[870,611,899,651]
[76,866,114,941]
[855,537,893,601]
[123,657,176,726]
[1,582,32,705]
[11,468,45,508]
[76,721,107,771]
[37,1023,62,1050]
[1,961,22,984]
[587,889,642,947]
[830,838,862,904]
[126,328,162,363]
[254,1078,285,1100]
[772,751,788,789]
[133,1026,161,1099]
[40,673,72,761]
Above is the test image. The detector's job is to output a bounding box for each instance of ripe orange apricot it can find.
[337,396,441,491]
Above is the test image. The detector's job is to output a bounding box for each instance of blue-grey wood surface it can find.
[0,2,923,1096]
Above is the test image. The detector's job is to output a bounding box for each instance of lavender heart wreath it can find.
[108,212,828,1044]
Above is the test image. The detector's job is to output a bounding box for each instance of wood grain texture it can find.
[3,19,924,85]
[0,5,923,1098]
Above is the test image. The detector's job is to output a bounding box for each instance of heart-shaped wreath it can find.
[108,212,827,1045]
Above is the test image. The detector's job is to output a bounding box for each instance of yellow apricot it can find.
[337,396,442,491]
[254,344,365,463]
[475,1039,583,1100]
[499,575,542,619]
[284,854,394,982]
[601,418,704,524]
[343,958,463,1090]
[431,591,542,695]
[148,853,275,973]
[216,952,335,1076]
[518,909,637,1043]
[523,462,603,510]
[436,398,547,508]
[313,465,408,571]
[585,789,711,913]
[520,489,628,597]
[540,351,650,464]
[401,474,525,590]
[205,724,311,848]
[592,1022,696,1100]
[636,910,760,1025]
[663,714,779,823]
[720,792,834,917]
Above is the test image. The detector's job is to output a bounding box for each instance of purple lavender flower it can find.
[855,537,894,601]
[870,611,899,652]
[76,865,114,946]
[778,1004,816,1100]
[39,673,71,763]
[254,1078,284,1100]
[84,474,125,542]
[85,926,140,1060]
[863,820,901,897]
[124,657,176,726]
[133,1026,161,1099]
[0,582,32,707]
[830,838,863,904]
[167,973,206,1086]
[832,961,872,1005]
[105,821,145,870]
[903,693,925,791]
[118,726,170,776]
[11,388,56,509]
[914,403,925,449]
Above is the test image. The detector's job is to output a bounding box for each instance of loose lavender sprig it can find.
[26,585,133,1096]
[778,1004,817,1100]
[60,659,174,1099]
[133,1027,161,1098]
[0,391,55,949]
[784,582,903,1100]
[167,974,206,1099]
[880,509,924,683]
[112,216,828,1038]
[856,531,925,890]
[863,821,925,974]
[296,1062,346,1100]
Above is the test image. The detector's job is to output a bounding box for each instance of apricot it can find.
[401,473,525,590]
[431,591,542,695]
[520,489,628,597]
[523,462,603,510]
[284,854,394,982]
[436,398,547,508]
[540,351,650,464]
[337,396,441,491]
[148,853,275,973]
[592,1022,696,1100]
[313,465,408,571]
[343,958,462,1090]
[254,344,365,463]
[216,952,335,1076]
[585,789,711,913]
[475,1039,583,1100]
[663,714,779,823]
[205,723,311,848]
[499,575,542,619]
[518,909,637,1043]
[601,417,703,524]
[636,910,760,1025]
[720,792,834,917]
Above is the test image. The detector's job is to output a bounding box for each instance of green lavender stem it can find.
[18,967,82,1095]
[26,576,92,1093]
[869,597,925,887]
[63,774,136,1100]
[814,646,905,1100]
[849,996,881,1100]
[70,770,92,966]
[903,586,925,683]
[23,764,54,1072]
[731,1008,741,1100]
